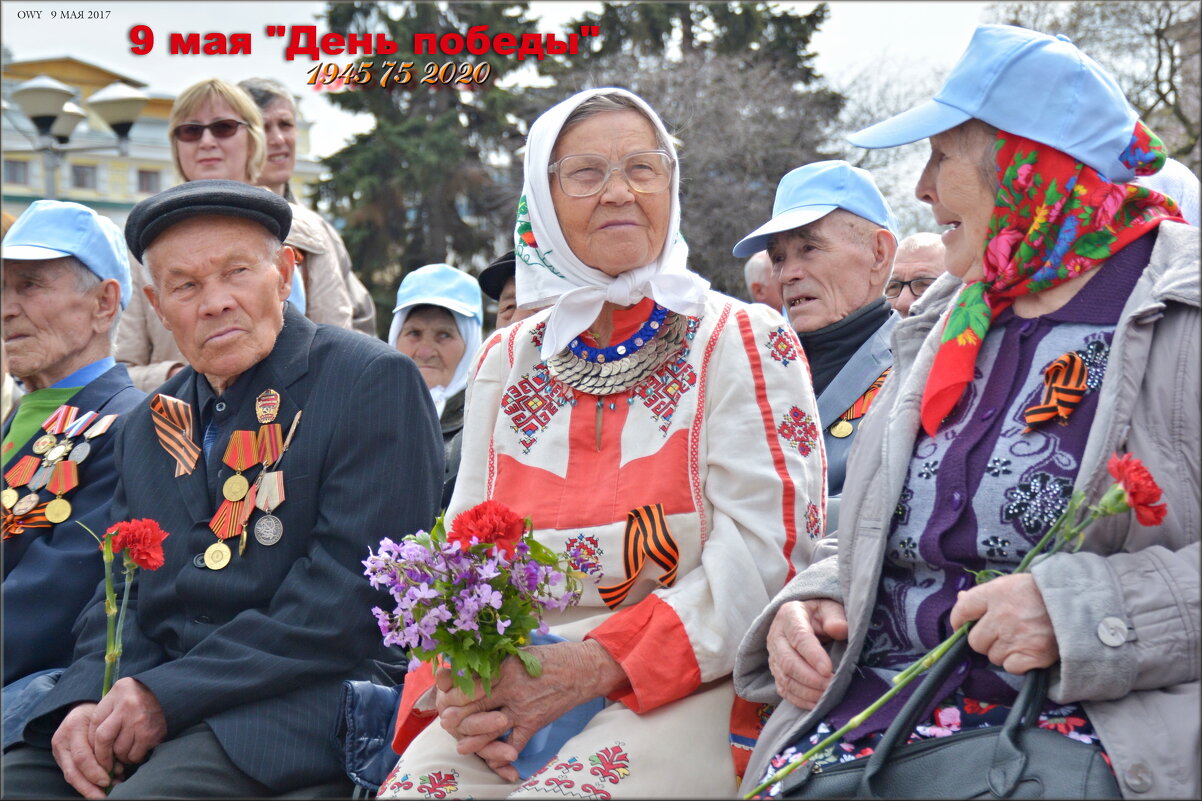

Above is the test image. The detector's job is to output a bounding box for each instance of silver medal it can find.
[68,440,91,464]
[253,514,284,546]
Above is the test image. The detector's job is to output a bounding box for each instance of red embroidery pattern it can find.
[501,365,572,453]
[588,745,631,784]
[692,304,731,543]
[377,765,415,796]
[416,770,459,798]
[777,406,819,457]
[632,317,702,434]
[522,752,623,798]
[568,533,604,579]
[531,321,545,349]
[805,502,822,539]
[766,326,800,366]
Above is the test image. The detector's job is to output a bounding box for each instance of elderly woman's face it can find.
[176,97,252,183]
[915,125,997,282]
[550,110,671,277]
[396,305,466,390]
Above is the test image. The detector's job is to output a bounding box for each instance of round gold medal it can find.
[12,493,39,516]
[32,434,56,455]
[2,488,19,509]
[830,419,854,438]
[45,497,72,524]
[204,541,232,570]
[222,474,249,502]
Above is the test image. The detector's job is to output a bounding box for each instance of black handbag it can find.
[780,638,1122,799]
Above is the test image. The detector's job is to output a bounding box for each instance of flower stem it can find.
[113,555,136,682]
[100,537,118,698]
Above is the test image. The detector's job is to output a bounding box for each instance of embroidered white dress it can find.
[380,293,826,799]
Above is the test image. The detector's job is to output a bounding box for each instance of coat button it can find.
[1097,616,1129,647]
[193,554,207,569]
[215,401,227,412]
[1123,762,1153,793]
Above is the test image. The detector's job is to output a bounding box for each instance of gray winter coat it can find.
[735,222,1200,798]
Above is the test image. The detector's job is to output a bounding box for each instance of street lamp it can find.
[5,75,149,199]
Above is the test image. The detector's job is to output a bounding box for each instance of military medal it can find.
[256,424,283,466]
[69,413,118,465]
[237,482,257,556]
[43,461,80,523]
[12,492,40,516]
[31,434,56,455]
[27,463,53,491]
[255,389,281,424]
[44,439,74,463]
[253,471,286,546]
[221,431,256,501]
[204,541,231,570]
[68,440,91,463]
[830,419,854,438]
[4,456,41,509]
[209,498,246,540]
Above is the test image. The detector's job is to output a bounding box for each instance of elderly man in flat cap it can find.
[733,161,900,532]
[2,180,444,798]
[2,201,145,728]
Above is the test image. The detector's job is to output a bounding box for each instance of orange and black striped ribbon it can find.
[1024,352,1089,432]
[150,394,201,477]
[223,430,257,472]
[41,405,78,435]
[46,461,80,496]
[598,504,680,610]
[5,455,41,488]
[3,503,51,540]
[209,498,246,540]
[843,367,892,423]
[256,424,283,466]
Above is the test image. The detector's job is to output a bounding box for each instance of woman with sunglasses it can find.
[115,78,354,391]
[377,88,826,799]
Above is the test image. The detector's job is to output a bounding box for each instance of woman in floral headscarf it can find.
[735,25,1199,799]
[378,88,827,798]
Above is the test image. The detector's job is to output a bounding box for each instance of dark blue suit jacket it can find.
[2,364,144,685]
[26,307,444,791]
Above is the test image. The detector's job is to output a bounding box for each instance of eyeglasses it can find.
[548,150,675,197]
[885,277,937,299]
[172,119,249,142]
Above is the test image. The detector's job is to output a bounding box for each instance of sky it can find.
[1,1,991,160]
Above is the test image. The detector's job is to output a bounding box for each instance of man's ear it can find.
[92,279,122,334]
[871,230,898,278]
[275,245,296,302]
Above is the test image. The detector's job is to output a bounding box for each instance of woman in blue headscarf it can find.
[389,263,484,507]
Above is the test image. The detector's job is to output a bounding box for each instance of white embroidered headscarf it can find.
[515,87,710,360]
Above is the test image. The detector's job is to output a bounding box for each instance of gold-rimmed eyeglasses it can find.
[548,150,675,197]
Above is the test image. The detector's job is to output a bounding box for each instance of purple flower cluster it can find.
[363,530,581,679]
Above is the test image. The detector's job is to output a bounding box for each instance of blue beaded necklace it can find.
[568,303,669,364]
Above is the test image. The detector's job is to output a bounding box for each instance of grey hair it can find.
[895,231,945,260]
[237,77,295,114]
[947,119,1001,192]
[556,93,671,154]
[59,255,122,340]
[743,251,772,293]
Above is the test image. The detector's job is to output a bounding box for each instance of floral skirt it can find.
[751,693,1109,798]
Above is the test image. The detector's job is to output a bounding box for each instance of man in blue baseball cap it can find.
[2,200,146,739]
[732,160,899,530]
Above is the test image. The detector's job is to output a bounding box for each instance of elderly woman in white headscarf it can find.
[388,263,484,507]
[377,89,826,799]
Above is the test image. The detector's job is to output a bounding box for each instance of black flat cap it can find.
[478,250,516,301]
[125,179,292,261]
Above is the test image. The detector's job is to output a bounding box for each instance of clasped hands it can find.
[766,574,1060,710]
[50,677,167,799]
[435,639,627,783]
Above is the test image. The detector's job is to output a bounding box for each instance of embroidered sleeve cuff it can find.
[585,594,701,713]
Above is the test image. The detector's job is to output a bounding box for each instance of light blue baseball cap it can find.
[2,200,132,308]
[732,160,898,258]
[392,262,483,324]
[848,25,1140,183]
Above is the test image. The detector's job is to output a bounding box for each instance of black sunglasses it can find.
[172,119,248,143]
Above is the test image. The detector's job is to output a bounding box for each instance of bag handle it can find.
[856,637,1050,798]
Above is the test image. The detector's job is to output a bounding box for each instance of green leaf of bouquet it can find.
[430,514,447,542]
[526,537,557,565]
[516,648,543,678]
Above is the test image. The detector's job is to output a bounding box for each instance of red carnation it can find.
[448,501,526,557]
[1107,454,1168,527]
[105,518,170,570]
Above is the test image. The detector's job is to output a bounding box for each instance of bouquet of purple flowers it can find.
[364,500,583,696]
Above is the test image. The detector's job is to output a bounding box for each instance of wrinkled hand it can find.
[51,703,112,799]
[87,678,167,779]
[766,599,848,709]
[435,640,628,782]
[950,573,1059,674]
